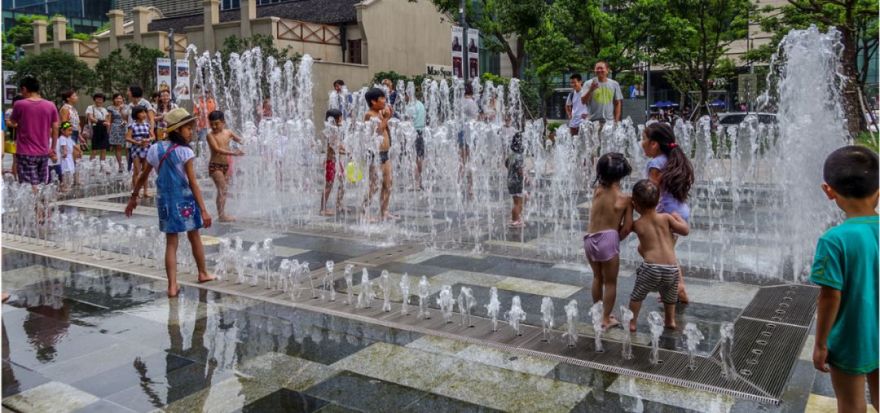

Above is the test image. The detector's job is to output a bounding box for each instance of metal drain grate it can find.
[712,317,809,400]
[740,284,819,326]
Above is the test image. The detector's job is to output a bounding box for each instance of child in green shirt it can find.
[811,145,878,413]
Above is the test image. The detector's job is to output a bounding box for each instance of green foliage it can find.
[856,131,879,152]
[2,33,17,69]
[12,48,96,101]
[6,15,48,46]
[480,72,509,86]
[72,33,92,41]
[94,44,166,95]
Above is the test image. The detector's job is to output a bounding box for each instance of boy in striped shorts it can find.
[627,179,690,332]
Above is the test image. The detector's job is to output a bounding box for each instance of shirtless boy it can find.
[362,88,395,221]
[628,179,689,332]
[206,110,244,222]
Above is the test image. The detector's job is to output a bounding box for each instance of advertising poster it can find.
[156,58,171,92]
[467,28,479,79]
[4,71,16,105]
[451,26,463,78]
[175,60,190,100]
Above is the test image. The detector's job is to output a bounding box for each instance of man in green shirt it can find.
[811,145,878,413]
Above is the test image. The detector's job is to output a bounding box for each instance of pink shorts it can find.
[584,229,620,262]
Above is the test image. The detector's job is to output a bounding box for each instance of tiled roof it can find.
[148,0,361,33]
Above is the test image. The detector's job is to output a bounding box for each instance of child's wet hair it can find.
[208,110,225,122]
[823,146,878,198]
[644,122,694,202]
[632,179,660,209]
[325,108,342,122]
[364,88,385,107]
[595,152,632,187]
[131,105,147,120]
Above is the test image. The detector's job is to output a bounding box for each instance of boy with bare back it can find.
[206,110,244,222]
[628,179,689,332]
[363,88,396,221]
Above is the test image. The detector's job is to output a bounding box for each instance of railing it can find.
[78,41,100,58]
[277,19,341,45]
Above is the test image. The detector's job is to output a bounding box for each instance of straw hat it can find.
[164,108,197,133]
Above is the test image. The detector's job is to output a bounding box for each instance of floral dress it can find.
[107,105,127,146]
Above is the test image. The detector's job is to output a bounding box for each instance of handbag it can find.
[81,123,93,142]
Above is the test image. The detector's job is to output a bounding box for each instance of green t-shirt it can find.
[810,215,879,375]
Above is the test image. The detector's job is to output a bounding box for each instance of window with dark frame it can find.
[348,39,362,64]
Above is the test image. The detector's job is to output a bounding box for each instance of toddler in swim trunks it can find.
[584,153,633,329]
[627,179,689,332]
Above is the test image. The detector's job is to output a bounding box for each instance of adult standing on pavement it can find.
[581,61,624,126]
[127,85,156,131]
[59,90,83,153]
[8,77,59,187]
[565,73,589,136]
[86,93,111,163]
[155,89,178,140]
[106,93,129,172]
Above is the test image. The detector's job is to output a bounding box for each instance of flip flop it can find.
[603,315,620,329]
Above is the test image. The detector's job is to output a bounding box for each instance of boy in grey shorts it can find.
[627,180,690,332]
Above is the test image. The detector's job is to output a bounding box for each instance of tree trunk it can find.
[840,26,867,137]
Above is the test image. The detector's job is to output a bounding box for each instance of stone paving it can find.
[0,189,846,412]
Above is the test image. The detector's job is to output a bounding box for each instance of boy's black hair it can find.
[570,73,582,82]
[595,152,632,187]
[823,145,879,198]
[131,105,147,120]
[632,179,660,209]
[510,132,523,154]
[19,76,40,93]
[465,83,473,96]
[325,108,342,122]
[333,79,345,87]
[644,122,694,202]
[111,92,123,100]
[93,92,105,101]
[364,88,385,107]
[129,85,144,98]
[208,110,225,122]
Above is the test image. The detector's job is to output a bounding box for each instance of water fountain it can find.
[589,302,605,352]
[486,287,501,332]
[356,268,374,309]
[648,311,664,365]
[437,285,455,323]
[684,323,704,371]
[417,276,430,319]
[458,287,475,327]
[399,273,410,315]
[506,296,526,336]
[619,306,634,360]
[344,264,355,305]
[380,270,392,312]
[719,322,736,378]
[563,300,578,347]
[540,297,555,342]
[322,260,336,301]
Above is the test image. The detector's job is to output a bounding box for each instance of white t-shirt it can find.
[566,88,589,128]
[128,98,155,124]
[86,105,109,122]
[146,142,195,184]
[58,136,75,173]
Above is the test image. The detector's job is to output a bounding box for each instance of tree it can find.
[751,0,878,134]
[654,0,751,112]
[427,0,548,78]
[94,43,167,94]
[2,33,17,69]
[5,14,86,47]
[12,48,96,101]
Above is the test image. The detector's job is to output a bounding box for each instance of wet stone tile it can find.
[243,388,329,413]
[402,392,504,413]
[304,371,427,412]
[2,362,51,398]
[607,375,735,413]
[2,381,99,413]
[103,361,235,413]
[71,399,138,413]
[420,255,496,272]
[70,352,194,398]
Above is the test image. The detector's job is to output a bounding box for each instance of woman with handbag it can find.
[86,93,111,165]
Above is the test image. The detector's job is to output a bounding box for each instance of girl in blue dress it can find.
[126,108,214,297]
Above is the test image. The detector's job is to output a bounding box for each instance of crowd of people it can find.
[2,64,878,413]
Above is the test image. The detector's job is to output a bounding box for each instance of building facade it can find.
[2,0,109,33]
